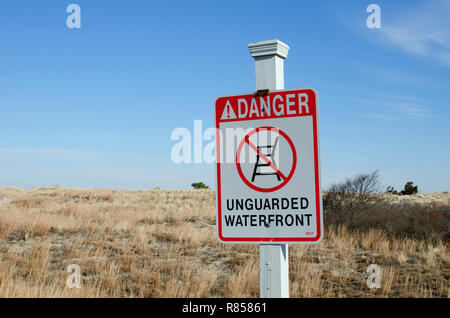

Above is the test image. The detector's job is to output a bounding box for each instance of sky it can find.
[0,0,449,192]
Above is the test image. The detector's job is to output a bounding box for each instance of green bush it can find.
[386,182,418,196]
[191,182,209,189]
[401,182,418,195]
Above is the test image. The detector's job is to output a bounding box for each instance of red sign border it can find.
[215,88,322,244]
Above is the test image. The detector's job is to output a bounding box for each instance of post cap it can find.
[248,39,290,59]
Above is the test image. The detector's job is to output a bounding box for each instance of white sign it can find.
[215,88,323,244]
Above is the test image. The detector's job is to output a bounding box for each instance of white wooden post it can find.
[248,39,290,298]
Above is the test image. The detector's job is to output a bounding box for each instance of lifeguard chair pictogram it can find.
[251,137,281,182]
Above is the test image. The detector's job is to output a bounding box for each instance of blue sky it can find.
[0,0,449,192]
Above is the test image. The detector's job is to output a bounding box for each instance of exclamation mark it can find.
[227,105,231,119]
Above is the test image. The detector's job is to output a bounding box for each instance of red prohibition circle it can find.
[236,126,297,193]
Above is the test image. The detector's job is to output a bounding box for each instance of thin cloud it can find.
[360,64,431,86]
[385,94,421,103]
[385,102,432,118]
[368,113,397,121]
[339,0,450,68]
[382,26,430,56]
[354,96,432,120]
[375,0,450,67]
[348,156,370,161]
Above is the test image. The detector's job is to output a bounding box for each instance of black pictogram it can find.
[236,126,297,193]
[251,137,281,182]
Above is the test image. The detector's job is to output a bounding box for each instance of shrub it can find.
[323,171,380,223]
[191,182,209,190]
[386,186,399,195]
[326,175,448,242]
[386,182,418,196]
[342,202,450,242]
[401,182,418,195]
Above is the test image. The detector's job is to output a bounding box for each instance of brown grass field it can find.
[0,187,448,298]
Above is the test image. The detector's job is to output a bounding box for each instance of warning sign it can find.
[215,88,323,244]
[220,101,237,120]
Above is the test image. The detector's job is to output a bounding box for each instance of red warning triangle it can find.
[220,101,237,120]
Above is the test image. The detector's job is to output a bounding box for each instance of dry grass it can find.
[0,187,448,298]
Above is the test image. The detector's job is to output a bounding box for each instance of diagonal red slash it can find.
[245,136,287,181]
